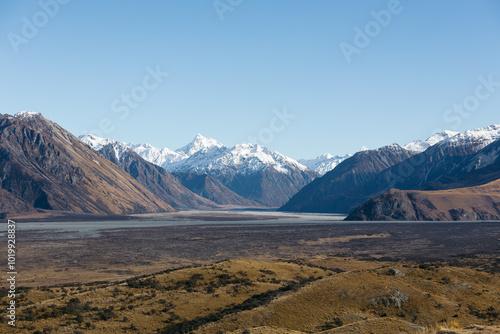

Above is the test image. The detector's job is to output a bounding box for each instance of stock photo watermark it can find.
[6,219,17,327]
[442,74,500,130]
[247,107,295,145]
[213,0,243,21]
[83,65,169,138]
[7,0,71,54]
[340,0,411,63]
[389,72,499,181]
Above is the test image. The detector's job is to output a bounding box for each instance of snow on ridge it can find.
[14,111,41,118]
[404,130,459,153]
[79,134,129,160]
[79,133,311,176]
[299,153,351,175]
[403,125,500,154]
[438,124,500,150]
[166,142,309,175]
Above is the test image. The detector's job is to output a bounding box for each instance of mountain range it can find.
[81,133,319,207]
[1,111,499,221]
[282,124,500,220]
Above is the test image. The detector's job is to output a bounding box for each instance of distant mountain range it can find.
[80,133,258,208]
[2,111,499,221]
[81,133,319,207]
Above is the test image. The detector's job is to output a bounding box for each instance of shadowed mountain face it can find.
[0,113,175,215]
[281,126,500,215]
[280,144,415,213]
[95,144,220,210]
[171,172,259,206]
[346,141,500,221]
[208,166,319,207]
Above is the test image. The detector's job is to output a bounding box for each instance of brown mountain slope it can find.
[0,112,174,215]
[346,178,500,221]
[280,144,414,213]
[0,187,35,214]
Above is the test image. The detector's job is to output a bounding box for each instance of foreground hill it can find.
[4,258,499,333]
[0,112,174,215]
[346,176,500,221]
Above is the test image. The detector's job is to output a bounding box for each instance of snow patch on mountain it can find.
[439,124,500,150]
[79,134,129,160]
[128,143,186,168]
[14,111,41,119]
[299,153,351,175]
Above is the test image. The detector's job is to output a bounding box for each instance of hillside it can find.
[4,258,499,333]
[280,144,414,213]
[0,112,174,215]
[346,177,500,221]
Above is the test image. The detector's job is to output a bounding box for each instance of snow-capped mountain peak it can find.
[176,134,224,156]
[168,142,309,175]
[404,130,459,153]
[80,133,313,177]
[438,124,500,150]
[127,142,185,168]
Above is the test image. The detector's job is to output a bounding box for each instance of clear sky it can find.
[1,0,500,159]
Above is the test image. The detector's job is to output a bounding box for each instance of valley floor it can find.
[1,214,499,333]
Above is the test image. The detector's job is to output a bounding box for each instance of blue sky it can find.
[1,0,500,159]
